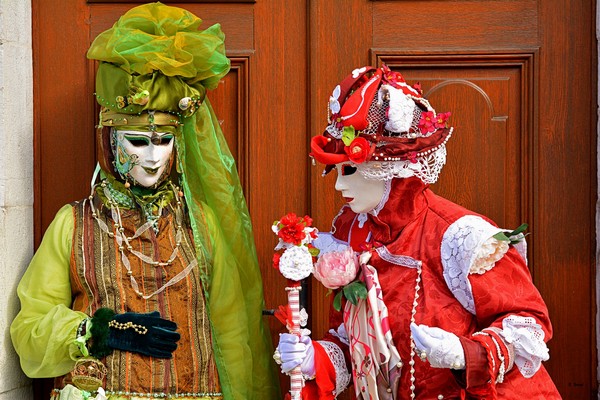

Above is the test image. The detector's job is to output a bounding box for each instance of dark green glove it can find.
[90,308,180,359]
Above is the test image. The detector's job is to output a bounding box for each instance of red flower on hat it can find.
[433,112,451,129]
[418,111,436,135]
[407,151,418,163]
[344,137,371,164]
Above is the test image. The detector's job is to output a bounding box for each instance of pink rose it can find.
[313,247,359,289]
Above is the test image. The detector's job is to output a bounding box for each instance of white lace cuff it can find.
[318,340,352,396]
[501,315,549,378]
[441,215,505,313]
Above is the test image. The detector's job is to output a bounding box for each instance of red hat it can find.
[310,65,453,183]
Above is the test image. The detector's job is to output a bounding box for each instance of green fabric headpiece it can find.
[86,3,280,399]
[87,1,229,117]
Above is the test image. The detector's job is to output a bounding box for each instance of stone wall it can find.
[0,0,34,399]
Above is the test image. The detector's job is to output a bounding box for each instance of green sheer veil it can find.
[87,3,280,398]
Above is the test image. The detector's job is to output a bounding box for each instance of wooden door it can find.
[33,1,596,399]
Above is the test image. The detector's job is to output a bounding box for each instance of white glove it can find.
[275,333,315,377]
[410,323,466,370]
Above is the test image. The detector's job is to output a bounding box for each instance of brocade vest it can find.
[52,195,222,400]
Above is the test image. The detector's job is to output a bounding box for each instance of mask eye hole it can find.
[125,136,149,147]
[341,164,357,176]
[159,135,173,146]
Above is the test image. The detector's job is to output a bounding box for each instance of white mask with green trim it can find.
[113,129,175,188]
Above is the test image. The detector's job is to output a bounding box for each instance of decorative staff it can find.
[271,213,319,400]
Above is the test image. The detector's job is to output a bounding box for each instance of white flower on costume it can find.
[279,245,314,280]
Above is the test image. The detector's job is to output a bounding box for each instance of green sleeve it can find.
[10,204,88,378]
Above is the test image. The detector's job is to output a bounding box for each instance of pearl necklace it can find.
[89,179,197,299]
[408,262,422,399]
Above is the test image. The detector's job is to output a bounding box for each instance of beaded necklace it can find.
[89,178,197,300]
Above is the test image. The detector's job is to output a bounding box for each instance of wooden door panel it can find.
[372,0,538,50]
[384,61,528,229]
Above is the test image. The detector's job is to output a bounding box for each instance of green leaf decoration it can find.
[341,126,356,146]
[333,291,343,312]
[493,223,529,245]
[343,281,368,306]
[507,223,528,237]
[493,232,510,242]
[308,247,320,257]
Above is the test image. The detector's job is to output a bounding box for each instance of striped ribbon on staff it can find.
[286,282,303,400]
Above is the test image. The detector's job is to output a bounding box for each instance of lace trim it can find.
[441,215,504,314]
[501,315,549,378]
[318,340,352,396]
[375,246,422,268]
[370,179,392,216]
[357,142,448,184]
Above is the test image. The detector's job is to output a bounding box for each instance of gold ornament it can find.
[71,357,107,392]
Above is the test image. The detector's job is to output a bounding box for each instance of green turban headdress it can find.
[87,3,280,399]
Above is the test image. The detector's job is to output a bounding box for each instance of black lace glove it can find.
[90,308,180,359]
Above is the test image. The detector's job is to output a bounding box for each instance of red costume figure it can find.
[276,66,561,399]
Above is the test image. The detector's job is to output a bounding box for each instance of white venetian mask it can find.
[335,163,387,214]
[113,129,175,188]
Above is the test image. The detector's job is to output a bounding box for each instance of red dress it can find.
[304,177,561,399]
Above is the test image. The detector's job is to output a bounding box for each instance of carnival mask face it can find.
[335,163,387,214]
[113,129,175,188]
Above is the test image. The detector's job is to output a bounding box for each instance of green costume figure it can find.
[10,3,280,399]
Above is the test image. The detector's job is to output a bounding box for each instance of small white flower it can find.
[299,308,309,326]
[352,67,367,78]
[329,85,341,113]
[301,227,318,245]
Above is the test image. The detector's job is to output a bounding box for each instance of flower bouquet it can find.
[271,213,319,400]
